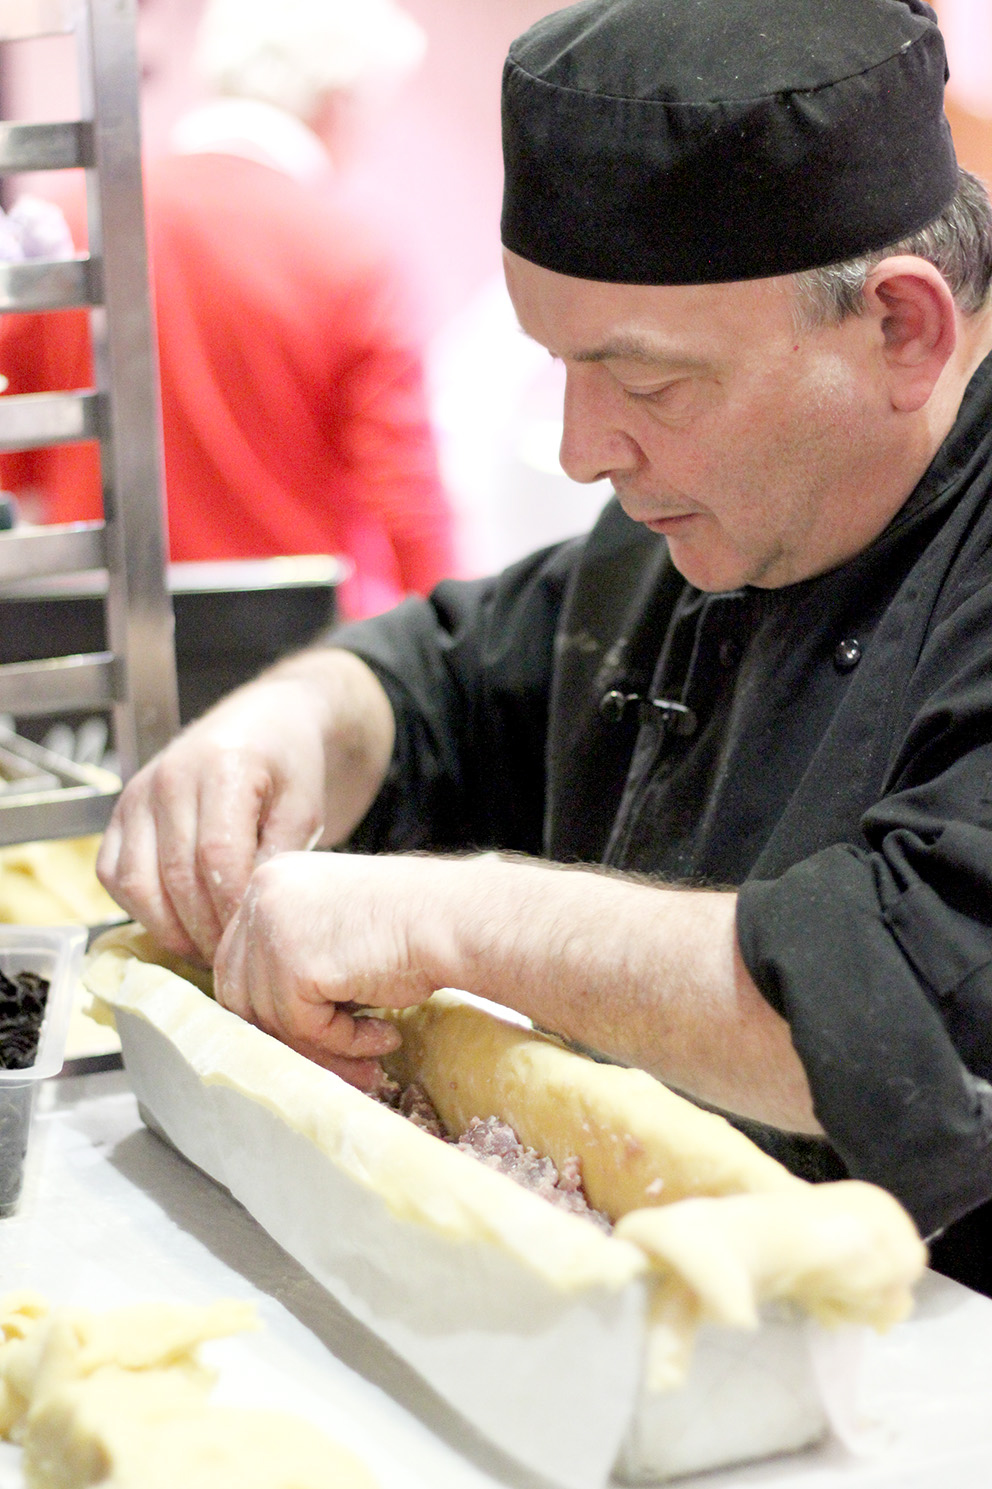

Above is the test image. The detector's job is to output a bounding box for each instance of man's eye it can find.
[624,381,683,402]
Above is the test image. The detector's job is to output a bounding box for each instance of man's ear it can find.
[863,255,958,413]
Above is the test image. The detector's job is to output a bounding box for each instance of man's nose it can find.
[559,366,638,485]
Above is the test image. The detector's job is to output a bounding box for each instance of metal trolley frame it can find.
[0,0,179,845]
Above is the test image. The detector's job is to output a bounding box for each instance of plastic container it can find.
[0,925,87,1216]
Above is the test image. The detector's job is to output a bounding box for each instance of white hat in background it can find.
[194,0,427,121]
[0,196,74,264]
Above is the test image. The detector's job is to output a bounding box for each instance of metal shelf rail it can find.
[0,0,179,845]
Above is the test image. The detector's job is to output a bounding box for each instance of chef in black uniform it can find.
[100,0,992,1295]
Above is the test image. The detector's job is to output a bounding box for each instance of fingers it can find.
[148,762,231,960]
[99,760,234,963]
[180,752,271,938]
[154,739,325,955]
[98,740,317,964]
[311,1057,392,1094]
[286,1004,403,1070]
[97,659,387,969]
[214,899,406,1058]
[97,783,204,961]
[214,901,403,1092]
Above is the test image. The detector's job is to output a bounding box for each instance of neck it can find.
[927,302,992,447]
[957,302,992,392]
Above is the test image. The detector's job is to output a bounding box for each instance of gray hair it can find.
[792,168,992,329]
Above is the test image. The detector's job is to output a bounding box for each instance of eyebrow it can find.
[570,334,711,372]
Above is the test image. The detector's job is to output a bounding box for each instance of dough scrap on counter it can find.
[26,1373,378,1489]
[0,1297,253,1444]
[0,1293,50,1436]
[0,1294,377,1489]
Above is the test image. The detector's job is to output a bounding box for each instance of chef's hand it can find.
[213,851,447,1089]
[96,650,395,965]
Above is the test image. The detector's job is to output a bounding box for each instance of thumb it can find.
[256,787,326,865]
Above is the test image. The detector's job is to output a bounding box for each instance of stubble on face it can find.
[698,354,870,585]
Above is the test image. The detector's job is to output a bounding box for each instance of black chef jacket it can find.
[333,350,992,1296]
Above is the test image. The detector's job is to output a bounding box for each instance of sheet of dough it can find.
[83,935,644,1291]
[84,928,923,1330]
[87,926,798,1219]
[616,1187,925,1334]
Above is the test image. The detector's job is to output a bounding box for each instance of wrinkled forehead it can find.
[503,248,798,366]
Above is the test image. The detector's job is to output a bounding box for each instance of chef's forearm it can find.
[263,646,396,844]
[425,854,822,1136]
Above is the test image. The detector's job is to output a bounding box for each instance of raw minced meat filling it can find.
[376,1078,611,1232]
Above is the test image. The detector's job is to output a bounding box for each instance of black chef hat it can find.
[501,0,959,285]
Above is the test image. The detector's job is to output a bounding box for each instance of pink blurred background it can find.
[1,0,990,576]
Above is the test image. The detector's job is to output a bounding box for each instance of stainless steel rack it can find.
[0,0,179,845]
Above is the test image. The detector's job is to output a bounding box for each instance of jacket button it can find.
[718,639,741,668]
[834,638,862,672]
[599,689,633,723]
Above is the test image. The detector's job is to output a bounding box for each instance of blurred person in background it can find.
[0,0,458,620]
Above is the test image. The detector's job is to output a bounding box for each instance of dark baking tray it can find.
[0,556,346,727]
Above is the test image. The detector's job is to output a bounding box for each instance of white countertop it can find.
[1,1069,991,1489]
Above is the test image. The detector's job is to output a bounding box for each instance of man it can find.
[99,0,992,1296]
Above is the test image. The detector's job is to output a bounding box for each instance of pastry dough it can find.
[84,924,213,1004]
[0,1294,377,1489]
[0,1297,249,1438]
[386,992,801,1217]
[83,933,643,1292]
[85,926,799,1217]
[617,1182,926,1389]
[0,837,122,927]
[83,927,925,1348]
